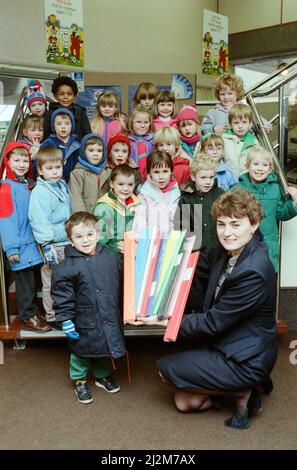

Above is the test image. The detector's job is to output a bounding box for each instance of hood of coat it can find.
[77,132,106,173]
[1,141,33,181]
[50,107,75,134]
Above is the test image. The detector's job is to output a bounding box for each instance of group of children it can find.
[1,73,297,405]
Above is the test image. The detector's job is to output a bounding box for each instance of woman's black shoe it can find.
[224,408,250,429]
[224,389,262,430]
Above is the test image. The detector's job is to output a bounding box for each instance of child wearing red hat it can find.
[98,134,140,197]
[176,105,201,160]
[0,142,49,332]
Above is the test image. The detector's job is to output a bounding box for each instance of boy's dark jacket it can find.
[51,243,126,359]
[174,180,224,252]
[43,101,91,140]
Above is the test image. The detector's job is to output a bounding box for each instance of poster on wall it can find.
[76,86,122,121]
[44,0,84,67]
[202,9,228,76]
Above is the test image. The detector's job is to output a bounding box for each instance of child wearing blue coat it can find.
[0,142,50,332]
[28,146,71,328]
[41,107,80,182]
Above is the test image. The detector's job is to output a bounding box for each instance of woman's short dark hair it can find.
[52,76,78,96]
[211,187,263,225]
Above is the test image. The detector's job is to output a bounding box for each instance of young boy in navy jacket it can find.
[51,212,125,404]
[41,108,80,182]
[0,142,50,332]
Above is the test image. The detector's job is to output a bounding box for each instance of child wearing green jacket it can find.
[93,164,139,256]
[237,146,297,272]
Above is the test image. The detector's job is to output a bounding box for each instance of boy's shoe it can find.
[74,381,93,404]
[21,315,52,333]
[95,375,120,393]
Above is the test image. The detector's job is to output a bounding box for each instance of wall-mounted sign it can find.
[202,9,228,76]
[44,0,84,67]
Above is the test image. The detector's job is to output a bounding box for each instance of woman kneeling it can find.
[157,188,278,429]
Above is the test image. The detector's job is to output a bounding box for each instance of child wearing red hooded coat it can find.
[0,142,50,332]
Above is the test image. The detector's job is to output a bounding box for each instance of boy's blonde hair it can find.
[153,126,182,155]
[126,105,152,133]
[200,133,224,153]
[190,155,217,176]
[228,103,253,124]
[91,91,126,134]
[246,145,274,169]
[152,90,177,118]
[213,73,244,101]
[36,145,63,169]
[132,82,158,107]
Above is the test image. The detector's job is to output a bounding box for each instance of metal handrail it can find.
[0,86,27,165]
[247,95,289,192]
[245,60,297,94]
[248,68,297,98]
[246,65,297,193]
[270,114,279,125]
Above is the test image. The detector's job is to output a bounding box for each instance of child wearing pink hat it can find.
[176,105,201,160]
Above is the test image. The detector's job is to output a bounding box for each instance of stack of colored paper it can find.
[123,229,199,340]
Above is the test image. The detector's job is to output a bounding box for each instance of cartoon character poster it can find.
[202,9,228,76]
[44,0,84,67]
